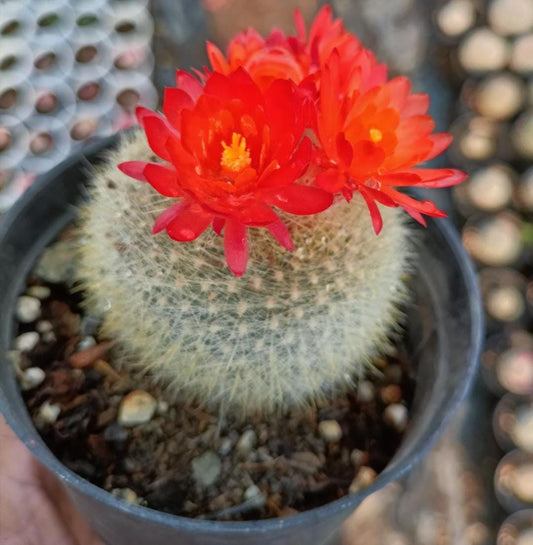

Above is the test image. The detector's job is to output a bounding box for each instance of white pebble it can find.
[191,451,222,488]
[357,380,375,403]
[118,390,157,427]
[78,336,97,350]
[318,420,343,442]
[383,404,409,432]
[349,466,377,494]
[236,429,257,456]
[111,488,139,505]
[26,286,51,299]
[15,332,39,352]
[350,449,366,468]
[243,484,266,508]
[36,320,53,333]
[38,401,61,424]
[20,367,46,391]
[42,331,57,344]
[219,437,234,456]
[156,400,169,415]
[16,296,41,323]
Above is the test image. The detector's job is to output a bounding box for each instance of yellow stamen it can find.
[369,128,383,143]
[221,132,252,172]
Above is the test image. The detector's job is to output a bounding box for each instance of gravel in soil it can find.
[12,273,415,521]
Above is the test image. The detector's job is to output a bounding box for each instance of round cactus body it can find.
[78,131,412,415]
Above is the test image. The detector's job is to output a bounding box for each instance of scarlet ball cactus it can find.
[78,7,465,415]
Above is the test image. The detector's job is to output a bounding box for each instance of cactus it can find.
[77,6,466,416]
[78,130,411,415]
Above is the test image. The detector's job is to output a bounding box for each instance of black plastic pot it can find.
[0,136,483,545]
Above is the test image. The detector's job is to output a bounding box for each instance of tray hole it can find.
[0,88,18,110]
[29,132,54,155]
[34,52,57,70]
[35,92,58,114]
[1,19,20,36]
[75,45,98,64]
[77,82,100,101]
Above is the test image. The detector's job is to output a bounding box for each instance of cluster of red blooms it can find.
[119,7,466,276]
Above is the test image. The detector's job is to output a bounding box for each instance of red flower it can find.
[314,51,466,233]
[119,68,333,276]
[206,6,363,91]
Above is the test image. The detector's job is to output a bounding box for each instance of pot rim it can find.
[0,136,484,535]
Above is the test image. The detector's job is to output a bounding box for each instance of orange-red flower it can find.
[119,68,333,276]
[206,6,365,91]
[314,51,466,233]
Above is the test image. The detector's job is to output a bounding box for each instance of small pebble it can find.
[156,400,169,415]
[103,423,129,443]
[36,320,53,333]
[26,286,51,299]
[383,404,409,432]
[70,341,115,369]
[191,451,222,488]
[16,296,41,323]
[350,449,367,468]
[42,331,57,344]
[243,485,266,509]
[20,367,46,391]
[117,390,157,426]
[111,487,139,505]
[348,466,377,494]
[236,429,257,456]
[78,336,97,351]
[318,420,343,442]
[38,401,61,424]
[289,451,322,474]
[15,332,39,352]
[380,385,403,404]
[384,364,403,385]
[219,437,234,456]
[357,381,375,403]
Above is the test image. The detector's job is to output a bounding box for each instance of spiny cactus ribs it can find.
[78,131,411,415]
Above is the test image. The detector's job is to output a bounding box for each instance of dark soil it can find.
[13,275,415,521]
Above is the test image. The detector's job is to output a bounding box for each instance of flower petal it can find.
[401,168,467,188]
[135,106,154,127]
[381,187,447,218]
[176,70,204,101]
[224,220,248,276]
[206,41,230,74]
[402,93,430,117]
[358,187,383,234]
[316,168,346,193]
[266,219,294,251]
[153,201,187,234]
[212,217,225,236]
[266,185,333,215]
[336,132,353,167]
[163,88,194,129]
[118,161,149,181]
[425,133,453,161]
[144,163,183,197]
[143,115,175,161]
[258,137,312,189]
[166,202,212,241]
